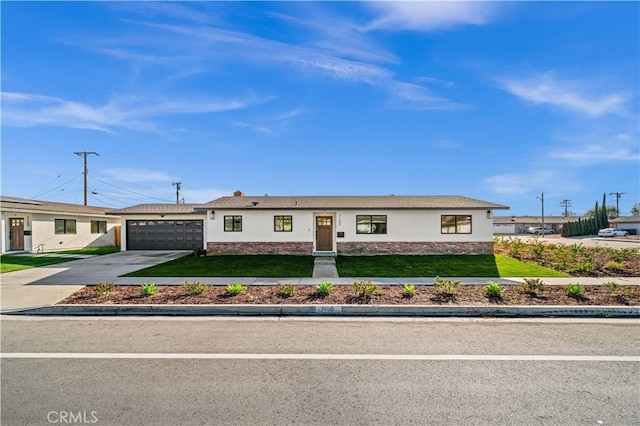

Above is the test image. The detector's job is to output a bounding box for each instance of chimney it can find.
[233,190,244,197]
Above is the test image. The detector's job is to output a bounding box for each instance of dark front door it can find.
[10,218,25,251]
[316,216,333,251]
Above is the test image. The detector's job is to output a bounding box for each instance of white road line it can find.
[1,353,638,362]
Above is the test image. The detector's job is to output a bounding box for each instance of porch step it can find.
[312,256,339,278]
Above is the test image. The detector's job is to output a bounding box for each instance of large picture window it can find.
[55,219,76,234]
[441,215,472,234]
[274,216,292,232]
[356,215,387,234]
[91,220,107,234]
[224,215,242,232]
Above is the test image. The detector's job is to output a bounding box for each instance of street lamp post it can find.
[536,193,545,232]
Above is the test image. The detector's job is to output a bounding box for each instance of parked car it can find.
[597,228,629,237]
[526,226,555,234]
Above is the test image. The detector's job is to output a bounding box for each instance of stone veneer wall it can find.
[207,242,313,255]
[337,241,493,255]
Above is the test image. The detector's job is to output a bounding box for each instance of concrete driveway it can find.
[1,250,189,312]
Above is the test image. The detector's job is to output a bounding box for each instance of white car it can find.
[526,226,555,234]
[597,228,629,237]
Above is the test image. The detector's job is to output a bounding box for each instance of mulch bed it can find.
[60,284,640,306]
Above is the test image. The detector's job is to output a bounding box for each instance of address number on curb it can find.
[315,305,342,314]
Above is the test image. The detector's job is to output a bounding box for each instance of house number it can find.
[315,305,342,314]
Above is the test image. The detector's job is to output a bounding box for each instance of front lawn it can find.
[123,255,315,277]
[336,254,567,277]
[0,255,78,274]
[53,247,121,255]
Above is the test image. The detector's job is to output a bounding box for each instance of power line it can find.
[608,192,626,217]
[73,151,100,206]
[30,173,84,199]
[90,175,173,203]
[559,199,571,217]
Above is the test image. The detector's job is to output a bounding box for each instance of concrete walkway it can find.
[312,257,339,278]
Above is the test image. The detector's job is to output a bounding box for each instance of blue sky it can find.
[1,1,638,216]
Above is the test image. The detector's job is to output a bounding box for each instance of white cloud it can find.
[497,72,631,117]
[387,82,467,110]
[1,91,267,133]
[97,168,173,183]
[483,170,581,196]
[549,132,640,166]
[182,188,230,204]
[231,121,273,135]
[365,2,499,32]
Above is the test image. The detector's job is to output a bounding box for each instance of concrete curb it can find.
[6,304,639,318]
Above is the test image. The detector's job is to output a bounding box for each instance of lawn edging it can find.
[8,304,639,318]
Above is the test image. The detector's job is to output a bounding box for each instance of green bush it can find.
[353,280,382,299]
[433,276,460,296]
[566,283,585,298]
[520,278,547,294]
[183,280,209,295]
[402,284,416,298]
[603,261,626,272]
[95,282,116,297]
[483,281,504,298]
[604,281,620,295]
[226,283,247,296]
[275,283,296,298]
[316,281,334,297]
[140,283,157,296]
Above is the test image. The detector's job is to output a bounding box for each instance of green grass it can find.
[123,255,315,277]
[1,246,120,274]
[0,256,79,274]
[336,254,568,277]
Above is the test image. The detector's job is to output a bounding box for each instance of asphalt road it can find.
[2,317,639,426]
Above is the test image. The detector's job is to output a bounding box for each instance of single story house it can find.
[112,191,508,255]
[1,196,121,253]
[493,216,574,234]
[608,216,640,235]
[108,204,207,251]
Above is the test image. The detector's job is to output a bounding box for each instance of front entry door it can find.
[316,216,333,251]
[10,218,25,251]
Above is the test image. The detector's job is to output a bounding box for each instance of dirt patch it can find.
[60,284,640,306]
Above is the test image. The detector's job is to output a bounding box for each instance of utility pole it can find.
[608,192,625,218]
[172,182,182,204]
[73,151,99,206]
[537,192,545,231]
[560,199,571,217]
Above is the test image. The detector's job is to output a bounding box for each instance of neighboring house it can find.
[608,216,640,235]
[493,216,574,234]
[108,204,207,250]
[1,196,121,253]
[200,191,509,255]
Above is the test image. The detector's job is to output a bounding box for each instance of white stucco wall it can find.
[1,210,119,253]
[207,209,495,246]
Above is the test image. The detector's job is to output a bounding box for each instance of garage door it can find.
[126,219,203,250]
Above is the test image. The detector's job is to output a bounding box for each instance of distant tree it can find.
[632,203,640,217]
[584,206,617,219]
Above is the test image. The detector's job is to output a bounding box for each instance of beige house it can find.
[1,196,121,253]
[609,217,640,235]
[201,192,508,255]
[493,216,574,234]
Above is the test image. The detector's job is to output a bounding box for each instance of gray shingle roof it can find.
[1,196,114,216]
[108,204,206,215]
[201,195,509,210]
[609,216,640,224]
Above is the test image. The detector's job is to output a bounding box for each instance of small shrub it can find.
[316,281,334,297]
[568,261,595,275]
[483,281,504,298]
[353,280,382,299]
[433,276,460,296]
[95,282,115,297]
[566,283,585,298]
[140,283,157,296]
[226,283,247,296]
[183,280,208,295]
[520,278,547,294]
[192,248,206,257]
[276,283,296,298]
[604,281,620,295]
[603,261,626,272]
[402,284,416,298]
